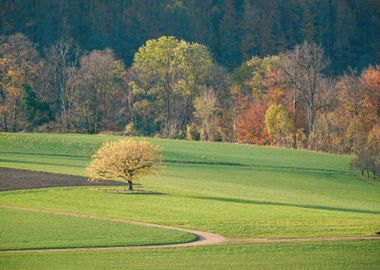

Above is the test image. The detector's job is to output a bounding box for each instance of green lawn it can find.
[1,241,379,270]
[0,207,196,251]
[0,132,379,238]
[1,132,380,269]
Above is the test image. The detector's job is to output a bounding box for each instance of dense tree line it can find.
[231,42,379,178]
[1,32,379,176]
[1,0,379,74]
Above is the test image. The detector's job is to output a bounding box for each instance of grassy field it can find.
[0,132,380,269]
[0,132,379,238]
[0,207,196,251]
[1,241,379,270]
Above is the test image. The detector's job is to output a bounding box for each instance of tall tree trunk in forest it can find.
[180,96,193,135]
[11,103,17,132]
[292,89,297,148]
[46,39,79,125]
[2,112,8,132]
[277,41,329,149]
[164,68,172,137]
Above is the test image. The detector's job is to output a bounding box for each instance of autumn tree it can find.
[360,65,380,124]
[277,41,330,138]
[337,71,363,118]
[324,66,380,153]
[367,127,380,180]
[244,56,278,102]
[351,126,380,180]
[0,33,41,131]
[78,48,126,133]
[230,85,252,122]
[206,65,233,142]
[265,104,294,146]
[236,103,270,145]
[350,147,372,177]
[336,71,368,150]
[130,36,214,137]
[86,139,163,190]
[193,89,220,141]
[231,57,287,145]
[43,39,80,128]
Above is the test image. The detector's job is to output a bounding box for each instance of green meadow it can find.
[1,241,380,270]
[0,207,196,251]
[0,132,379,269]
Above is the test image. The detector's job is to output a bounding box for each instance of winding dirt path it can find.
[0,205,227,253]
[0,204,379,254]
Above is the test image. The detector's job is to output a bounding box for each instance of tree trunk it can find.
[59,84,66,118]
[292,89,297,149]
[2,112,8,132]
[94,109,98,134]
[11,103,17,132]
[128,180,133,191]
[180,97,192,134]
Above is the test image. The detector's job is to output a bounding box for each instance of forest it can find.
[0,0,379,176]
[1,0,380,73]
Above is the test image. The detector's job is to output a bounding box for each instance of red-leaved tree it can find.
[236,103,270,145]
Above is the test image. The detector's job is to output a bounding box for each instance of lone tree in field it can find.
[86,139,163,190]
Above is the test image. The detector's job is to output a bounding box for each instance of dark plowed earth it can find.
[0,167,126,191]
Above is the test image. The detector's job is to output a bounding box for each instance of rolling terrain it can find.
[0,132,379,269]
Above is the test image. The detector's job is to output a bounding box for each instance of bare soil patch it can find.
[0,167,126,191]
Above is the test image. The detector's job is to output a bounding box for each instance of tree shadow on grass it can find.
[93,185,166,196]
[165,159,349,177]
[165,159,248,167]
[249,164,346,174]
[189,195,380,215]
[97,188,166,195]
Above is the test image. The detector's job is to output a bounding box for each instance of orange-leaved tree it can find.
[86,139,163,190]
[236,103,270,145]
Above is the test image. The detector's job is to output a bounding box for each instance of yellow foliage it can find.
[5,86,21,96]
[86,139,163,185]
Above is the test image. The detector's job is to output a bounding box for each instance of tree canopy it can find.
[86,139,163,190]
[129,36,214,137]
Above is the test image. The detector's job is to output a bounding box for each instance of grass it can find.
[0,132,379,239]
[1,132,380,269]
[0,207,196,251]
[1,241,379,270]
